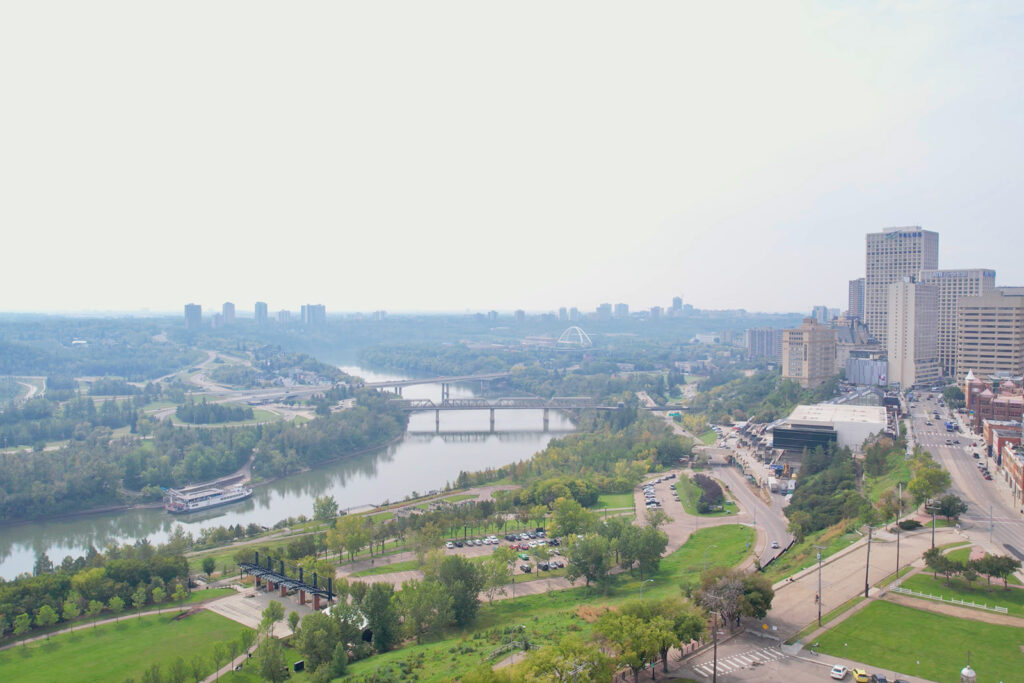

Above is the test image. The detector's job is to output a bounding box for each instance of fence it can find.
[890,586,1009,614]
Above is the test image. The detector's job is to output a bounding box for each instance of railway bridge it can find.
[390,396,619,431]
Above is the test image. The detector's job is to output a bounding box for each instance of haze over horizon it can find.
[3,2,1023,315]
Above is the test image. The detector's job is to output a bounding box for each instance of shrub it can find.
[897,519,922,530]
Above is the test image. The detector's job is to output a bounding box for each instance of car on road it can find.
[830,664,849,679]
[973,452,981,459]
[852,670,870,683]
[771,540,780,549]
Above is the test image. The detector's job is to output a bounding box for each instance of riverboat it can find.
[164,484,253,513]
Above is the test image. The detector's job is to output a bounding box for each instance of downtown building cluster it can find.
[184,301,329,329]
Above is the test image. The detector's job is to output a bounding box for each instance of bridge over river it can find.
[390,396,620,431]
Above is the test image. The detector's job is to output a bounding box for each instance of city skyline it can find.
[3,3,1024,313]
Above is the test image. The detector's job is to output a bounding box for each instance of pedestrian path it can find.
[690,646,786,677]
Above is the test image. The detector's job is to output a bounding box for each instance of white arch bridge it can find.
[390,396,621,431]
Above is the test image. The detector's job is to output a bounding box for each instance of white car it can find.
[830,664,848,680]
[445,541,454,549]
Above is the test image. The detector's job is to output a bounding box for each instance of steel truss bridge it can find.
[391,396,619,431]
[239,551,335,609]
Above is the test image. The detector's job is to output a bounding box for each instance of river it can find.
[0,366,573,579]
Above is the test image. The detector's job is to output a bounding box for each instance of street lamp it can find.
[813,545,826,626]
[703,544,718,572]
[639,578,654,598]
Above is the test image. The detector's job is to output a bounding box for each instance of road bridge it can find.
[392,396,618,430]
[362,372,511,399]
[405,428,576,443]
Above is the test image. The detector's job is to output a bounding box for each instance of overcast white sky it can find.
[2,1,1022,316]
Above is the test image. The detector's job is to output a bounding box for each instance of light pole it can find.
[703,544,718,572]
[813,544,826,626]
[639,579,654,598]
[864,525,873,599]
[895,482,903,575]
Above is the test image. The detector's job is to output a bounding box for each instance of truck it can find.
[767,477,780,493]
[945,421,955,432]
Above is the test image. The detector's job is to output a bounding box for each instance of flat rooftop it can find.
[788,404,887,425]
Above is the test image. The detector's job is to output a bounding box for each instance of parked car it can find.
[445,541,454,549]
[519,564,532,573]
[537,562,549,571]
[852,670,871,683]
[973,453,981,459]
[518,553,530,561]
[830,664,849,680]
[455,541,464,548]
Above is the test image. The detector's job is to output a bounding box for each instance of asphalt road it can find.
[908,395,1024,558]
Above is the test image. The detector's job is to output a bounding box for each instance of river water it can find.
[0,367,573,579]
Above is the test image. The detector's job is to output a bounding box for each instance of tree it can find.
[396,578,453,644]
[329,514,371,562]
[923,547,961,585]
[549,497,595,538]
[594,612,669,683]
[987,554,1023,589]
[529,504,550,530]
[482,547,515,604]
[287,610,300,634]
[362,582,399,653]
[329,642,349,678]
[621,598,706,673]
[436,555,485,627]
[132,585,148,619]
[524,633,614,682]
[566,534,611,588]
[212,642,230,681]
[908,460,951,504]
[173,584,189,612]
[87,599,104,627]
[943,386,965,409]
[261,600,285,638]
[62,596,81,623]
[152,586,166,611]
[695,570,745,627]
[108,595,125,622]
[34,604,58,638]
[313,495,339,522]
[189,655,208,683]
[13,612,32,646]
[255,637,288,683]
[294,611,341,671]
[936,493,968,522]
[740,572,775,619]
[202,557,216,578]
[620,525,668,579]
[168,656,189,683]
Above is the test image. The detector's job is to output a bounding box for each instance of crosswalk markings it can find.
[691,647,786,677]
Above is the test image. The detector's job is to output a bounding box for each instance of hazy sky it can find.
[3,2,1023,315]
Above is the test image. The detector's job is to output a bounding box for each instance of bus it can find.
[945,421,955,432]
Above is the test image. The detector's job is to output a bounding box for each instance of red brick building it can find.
[964,371,1024,433]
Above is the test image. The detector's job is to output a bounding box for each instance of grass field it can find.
[345,524,753,681]
[816,600,1023,683]
[0,610,251,683]
[944,546,972,564]
[674,475,736,517]
[172,407,281,427]
[900,573,1024,615]
[763,522,860,582]
[594,493,635,509]
[862,452,912,503]
[698,430,717,445]
[352,559,420,577]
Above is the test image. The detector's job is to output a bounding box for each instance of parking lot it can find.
[443,530,568,576]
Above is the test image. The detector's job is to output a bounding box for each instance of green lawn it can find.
[0,610,252,683]
[763,523,860,582]
[698,430,717,445]
[172,407,282,427]
[944,546,972,564]
[674,475,735,517]
[817,600,1024,683]
[345,525,753,682]
[900,573,1024,615]
[594,493,635,509]
[351,559,420,577]
[862,452,912,502]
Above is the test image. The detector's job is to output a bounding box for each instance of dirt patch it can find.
[171,607,200,621]
[575,604,611,622]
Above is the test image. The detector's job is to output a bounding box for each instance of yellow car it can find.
[852,670,871,683]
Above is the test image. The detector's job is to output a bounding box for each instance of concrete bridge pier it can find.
[299,590,306,605]
[441,383,450,403]
[489,408,495,432]
[543,408,549,431]
[435,409,440,432]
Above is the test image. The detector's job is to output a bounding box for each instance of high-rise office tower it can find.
[301,304,326,325]
[955,288,1024,381]
[747,328,784,362]
[782,318,837,388]
[596,303,612,319]
[848,278,865,320]
[277,310,291,323]
[811,305,830,324]
[864,227,939,344]
[614,303,629,318]
[184,304,202,330]
[918,269,995,379]
[222,302,235,324]
[514,309,526,323]
[569,307,580,321]
[558,307,568,322]
[887,278,940,388]
[254,301,268,324]
[650,306,662,319]
[672,296,683,312]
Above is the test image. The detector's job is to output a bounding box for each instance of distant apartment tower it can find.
[184,303,202,330]
[672,296,683,312]
[277,310,292,323]
[747,328,784,362]
[650,306,662,319]
[955,288,1024,381]
[569,307,580,322]
[558,307,568,322]
[811,305,830,324]
[514,309,526,323]
[614,303,629,318]
[596,303,612,319]
[301,304,326,325]
[487,310,498,321]
[864,227,939,345]
[782,318,837,388]
[254,301,268,324]
[919,268,996,378]
[210,312,224,329]
[222,301,235,324]
[887,278,940,388]
[848,278,865,320]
